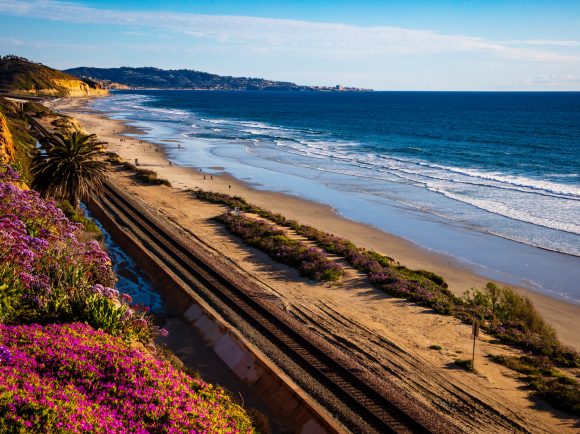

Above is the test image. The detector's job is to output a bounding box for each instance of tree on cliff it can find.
[31,131,107,207]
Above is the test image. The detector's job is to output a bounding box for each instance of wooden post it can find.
[471,319,479,370]
[135,158,139,167]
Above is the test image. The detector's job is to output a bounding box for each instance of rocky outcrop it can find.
[18,79,109,97]
[51,79,108,97]
[0,112,16,164]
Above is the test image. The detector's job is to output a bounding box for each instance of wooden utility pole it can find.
[471,319,480,370]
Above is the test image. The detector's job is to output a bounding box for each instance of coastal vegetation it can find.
[0,98,36,181]
[217,211,344,282]
[58,199,102,236]
[134,168,173,187]
[117,160,172,186]
[31,131,108,208]
[490,354,579,415]
[0,164,256,431]
[191,188,580,415]
[0,322,254,432]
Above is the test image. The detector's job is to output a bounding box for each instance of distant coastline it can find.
[106,87,374,92]
[64,66,373,92]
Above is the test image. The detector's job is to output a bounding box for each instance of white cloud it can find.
[525,74,580,86]
[504,39,580,47]
[0,0,579,63]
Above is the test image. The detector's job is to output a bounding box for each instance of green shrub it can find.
[463,284,556,342]
[454,358,474,371]
[134,168,172,187]
[23,101,54,116]
[58,200,102,235]
[105,152,124,164]
[491,355,579,415]
[0,283,18,323]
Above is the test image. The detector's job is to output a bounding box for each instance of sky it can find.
[1,0,580,90]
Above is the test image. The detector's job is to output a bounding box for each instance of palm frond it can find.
[31,130,108,207]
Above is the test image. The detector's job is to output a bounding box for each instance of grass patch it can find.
[134,168,172,187]
[118,162,172,187]
[429,345,443,351]
[454,358,474,371]
[58,200,102,236]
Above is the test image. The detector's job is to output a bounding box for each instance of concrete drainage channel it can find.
[88,197,344,434]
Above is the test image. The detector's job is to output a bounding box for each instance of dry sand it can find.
[51,97,579,433]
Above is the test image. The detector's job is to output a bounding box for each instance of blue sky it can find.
[1,0,579,90]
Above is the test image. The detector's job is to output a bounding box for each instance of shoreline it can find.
[52,96,580,350]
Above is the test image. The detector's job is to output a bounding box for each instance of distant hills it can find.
[64,66,310,91]
[64,66,372,92]
[0,56,107,97]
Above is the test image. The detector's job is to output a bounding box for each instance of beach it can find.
[53,96,580,351]
[44,95,580,432]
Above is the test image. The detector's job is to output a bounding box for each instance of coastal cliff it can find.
[0,112,15,164]
[38,78,108,97]
[1,55,108,97]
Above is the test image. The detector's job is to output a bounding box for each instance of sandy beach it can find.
[47,96,579,433]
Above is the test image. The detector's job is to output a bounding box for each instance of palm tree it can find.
[31,131,107,208]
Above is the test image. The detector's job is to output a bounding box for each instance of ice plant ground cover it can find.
[216,211,343,282]
[0,323,254,433]
[0,165,154,340]
[0,164,256,430]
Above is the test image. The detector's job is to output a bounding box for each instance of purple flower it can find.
[0,345,11,365]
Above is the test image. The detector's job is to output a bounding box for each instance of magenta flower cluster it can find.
[0,166,114,295]
[0,323,254,433]
[0,165,161,340]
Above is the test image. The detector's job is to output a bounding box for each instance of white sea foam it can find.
[427,186,580,235]
[202,118,228,124]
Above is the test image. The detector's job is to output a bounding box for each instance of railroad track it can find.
[98,181,430,434]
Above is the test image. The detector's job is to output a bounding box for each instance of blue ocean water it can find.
[91,91,580,302]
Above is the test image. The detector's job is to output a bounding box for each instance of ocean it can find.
[91,90,580,303]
